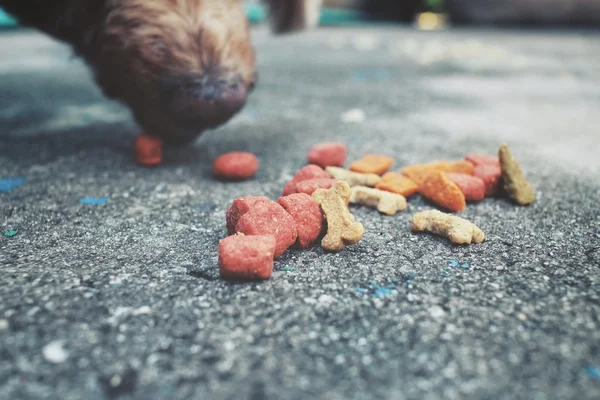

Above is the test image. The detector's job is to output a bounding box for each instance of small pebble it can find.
[341,108,366,124]
[42,340,69,364]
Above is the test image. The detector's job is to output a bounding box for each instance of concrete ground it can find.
[1,25,600,400]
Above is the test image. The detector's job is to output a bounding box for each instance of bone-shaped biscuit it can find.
[349,186,407,216]
[312,181,364,251]
[412,210,484,245]
[326,166,381,187]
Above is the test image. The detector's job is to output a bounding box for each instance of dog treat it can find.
[376,172,419,197]
[213,151,259,180]
[295,178,337,195]
[278,193,324,248]
[312,181,364,251]
[349,186,407,216]
[235,200,298,259]
[445,173,485,202]
[349,154,394,175]
[499,144,535,205]
[226,196,271,235]
[134,134,162,167]
[401,160,474,186]
[282,165,330,196]
[412,210,485,245]
[466,153,500,167]
[307,142,347,168]
[473,163,502,197]
[325,166,381,187]
[450,160,475,175]
[419,171,466,212]
[218,234,276,281]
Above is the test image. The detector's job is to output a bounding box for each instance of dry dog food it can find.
[376,172,419,197]
[295,178,337,195]
[419,171,466,212]
[226,196,271,235]
[499,144,535,205]
[134,134,162,167]
[466,154,500,167]
[349,186,407,216]
[445,173,485,202]
[282,165,330,196]
[312,181,364,251]
[326,166,381,187]
[307,142,347,168]
[473,163,502,197]
[218,234,276,280]
[213,151,259,180]
[412,210,485,245]
[235,200,298,259]
[401,160,474,186]
[350,154,394,175]
[278,193,324,248]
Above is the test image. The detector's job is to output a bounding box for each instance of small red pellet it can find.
[445,173,485,202]
[278,193,324,248]
[213,152,259,180]
[218,234,276,281]
[307,142,347,168]
[225,196,271,235]
[134,134,163,167]
[294,178,337,195]
[235,200,298,258]
[466,153,500,167]
[473,163,502,197]
[282,164,330,196]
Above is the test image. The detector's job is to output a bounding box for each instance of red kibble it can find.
[282,164,330,196]
[307,142,347,168]
[134,134,163,167]
[235,201,298,258]
[295,178,337,195]
[473,163,502,197]
[445,173,485,202]
[277,193,324,248]
[218,234,276,281]
[466,153,500,167]
[213,152,259,180]
[225,196,271,235]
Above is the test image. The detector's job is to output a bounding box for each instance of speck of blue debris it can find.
[317,268,323,272]
[440,272,452,278]
[356,288,368,294]
[586,365,600,380]
[461,263,470,269]
[372,287,393,298]
[368,280,377,288]
[448,260,459,267]
[0,177,25,193]
[280,266,296,272]
[3,230,18,237]
[79,197,109,205]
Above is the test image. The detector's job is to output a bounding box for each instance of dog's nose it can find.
[161,72,249,129]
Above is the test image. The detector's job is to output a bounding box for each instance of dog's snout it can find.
[162,72,249,129]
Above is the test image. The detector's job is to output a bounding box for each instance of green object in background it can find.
[245,4,366,26]
[0,8,18,26]
[3,230,18,238]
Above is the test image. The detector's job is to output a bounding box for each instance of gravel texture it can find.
[1,26,600,400]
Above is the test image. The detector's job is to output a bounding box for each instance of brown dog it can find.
[0,0,322,145]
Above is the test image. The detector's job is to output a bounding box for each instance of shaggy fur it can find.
[0,0,321,144]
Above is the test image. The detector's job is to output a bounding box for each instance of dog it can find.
[0,0,322,145]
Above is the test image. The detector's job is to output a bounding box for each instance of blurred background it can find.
[2,0,600,30]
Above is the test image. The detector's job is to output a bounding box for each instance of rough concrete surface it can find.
[1,26,600,400]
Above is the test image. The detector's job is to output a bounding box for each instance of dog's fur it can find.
[0,0,321,144]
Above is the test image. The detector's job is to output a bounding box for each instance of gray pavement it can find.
[1,26,600,400]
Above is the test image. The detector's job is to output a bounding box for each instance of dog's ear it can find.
[263,0,322,34]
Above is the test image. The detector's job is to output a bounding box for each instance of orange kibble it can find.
[349,154,394,175]
[134,134,162,167]
[376,173,419,197]
[401,161,450,186]
[419,171,466,212]
[448,160,475,175]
